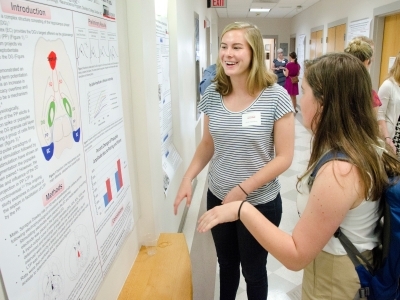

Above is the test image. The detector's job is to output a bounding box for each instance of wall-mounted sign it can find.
[208,0,227,8]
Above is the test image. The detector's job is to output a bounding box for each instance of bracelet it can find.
[237,184,248,196]
[238,200,247,220]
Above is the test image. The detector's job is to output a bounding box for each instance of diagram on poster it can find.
[64,224,90,281]
[39,257,65,300]
[33,38,81,161]
[75,28,119,68]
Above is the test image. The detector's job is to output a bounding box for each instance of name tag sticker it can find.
[242,111,261,127]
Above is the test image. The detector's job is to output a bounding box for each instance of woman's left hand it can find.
[197,201,242,232]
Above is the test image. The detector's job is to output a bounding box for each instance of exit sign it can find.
[210,0,226,8]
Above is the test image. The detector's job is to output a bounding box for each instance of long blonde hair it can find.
[389,52,400,84]
[214,22,276,96]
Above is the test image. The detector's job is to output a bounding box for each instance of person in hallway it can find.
[283,51,300,112]
[199,63,217,95]
[344,37,382,117]
[378,51,400,154]
[272,48,288,87]
[174,22,294,300]
[197,52,400,300]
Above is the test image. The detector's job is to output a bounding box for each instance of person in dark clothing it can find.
[272,48,288,87]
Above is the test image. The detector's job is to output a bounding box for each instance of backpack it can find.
[309,151,400,300]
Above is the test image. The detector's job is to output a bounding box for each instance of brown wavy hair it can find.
[214,22,276,96]
[298,53,400,200]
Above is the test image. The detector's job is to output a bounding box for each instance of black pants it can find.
[207,190,282,300]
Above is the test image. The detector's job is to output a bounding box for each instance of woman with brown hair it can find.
[197,52,400,299]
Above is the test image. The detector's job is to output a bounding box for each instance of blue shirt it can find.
[199,64,217,95]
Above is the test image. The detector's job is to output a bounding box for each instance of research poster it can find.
[297,34,305,78]
[155,15,181,195]
[0,0,134,299]
[347,18,371,44]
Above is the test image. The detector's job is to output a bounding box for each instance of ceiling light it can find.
[249,8,270,12]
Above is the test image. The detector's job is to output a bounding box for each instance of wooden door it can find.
[379,13,400,85]
[335,24,346,52]
[310,31,317,59]
[327,27,335,53]
[316,30,323,57]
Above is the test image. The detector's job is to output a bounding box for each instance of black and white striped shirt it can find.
[199,83,293,205]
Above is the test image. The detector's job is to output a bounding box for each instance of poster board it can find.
[0,0,134,299]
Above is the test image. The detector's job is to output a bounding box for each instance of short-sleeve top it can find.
[199,83,293,205]
[273,58,288,86]
[377,78,400,138]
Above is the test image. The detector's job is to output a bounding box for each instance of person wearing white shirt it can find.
[377,52,400,153]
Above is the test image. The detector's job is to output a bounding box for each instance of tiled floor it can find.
[184,110,313,299]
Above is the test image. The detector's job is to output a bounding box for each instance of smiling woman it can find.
[174,22,295,300]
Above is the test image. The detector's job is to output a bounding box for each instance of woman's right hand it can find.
[173,178,193,215]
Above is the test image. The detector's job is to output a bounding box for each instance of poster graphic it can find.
[33,38,81,161]
[155,15,181,195]
[0,0,134,299]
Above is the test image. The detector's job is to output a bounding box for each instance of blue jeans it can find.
[207,190,282,300]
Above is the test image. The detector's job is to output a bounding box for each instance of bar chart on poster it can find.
[90,154,125,215]
[86,125,129,229]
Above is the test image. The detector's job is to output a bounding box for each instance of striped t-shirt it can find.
[199,83,294,205]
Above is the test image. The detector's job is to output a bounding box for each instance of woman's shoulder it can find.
[379,78,395,92]
[261,84,289,99]
[316,159,363,193]
[202,84,221,102]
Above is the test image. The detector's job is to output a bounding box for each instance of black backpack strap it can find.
[308,151,350,190]
[334,228,375,274]
[309,151,375,275]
